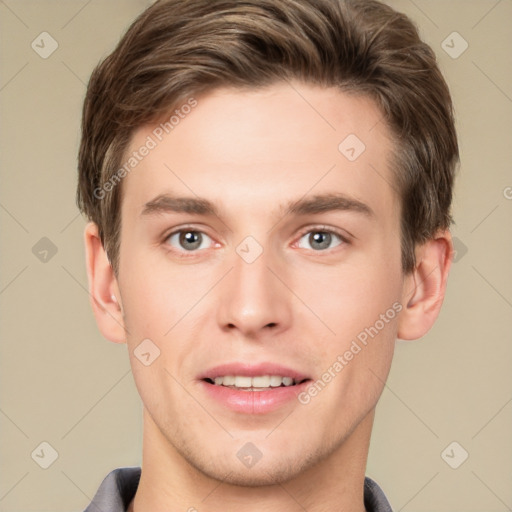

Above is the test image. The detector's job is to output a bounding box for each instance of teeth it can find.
[235,376,252,388]
[269,375,283,387]
[252,376,270,387]
[210,375,298,389]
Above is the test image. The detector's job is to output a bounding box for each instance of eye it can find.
[166,229,214,252]
[296,229,346,251]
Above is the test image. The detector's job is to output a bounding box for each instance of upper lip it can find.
[198,362,311,382]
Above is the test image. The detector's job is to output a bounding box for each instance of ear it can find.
[397,230,453,340]
[84,221,127,344]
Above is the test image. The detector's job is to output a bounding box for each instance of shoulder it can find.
[83,467,141,512]
[364,476,393,512]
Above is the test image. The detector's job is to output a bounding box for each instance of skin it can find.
[84,82,452,511]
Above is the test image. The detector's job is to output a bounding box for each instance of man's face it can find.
[116,82,405,485]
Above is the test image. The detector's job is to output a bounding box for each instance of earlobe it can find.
[84,221,127,344]
[397,230,453,341]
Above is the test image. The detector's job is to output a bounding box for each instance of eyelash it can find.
[162,225,214,258]
[162,224,350,257]
[295,225,350,251]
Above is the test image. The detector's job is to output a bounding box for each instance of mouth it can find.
[198,363,312,413]
[202,375,310,391]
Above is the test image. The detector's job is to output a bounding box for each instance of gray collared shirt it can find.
[84,467,393,511]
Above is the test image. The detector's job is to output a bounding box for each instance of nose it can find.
[216,244,292,338]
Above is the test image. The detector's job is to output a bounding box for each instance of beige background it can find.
[0,1,511,510]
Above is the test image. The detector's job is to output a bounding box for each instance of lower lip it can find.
[199,380,311,414]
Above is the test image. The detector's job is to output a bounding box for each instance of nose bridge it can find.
[216,240,291,334]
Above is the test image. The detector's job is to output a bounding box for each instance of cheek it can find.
[290,251,403,398]
[118,254,220,387]
[119,253,202,336]
[295,260,402,337]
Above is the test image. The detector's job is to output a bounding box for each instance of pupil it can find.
[310,232,331,250]
[180,231,202,250]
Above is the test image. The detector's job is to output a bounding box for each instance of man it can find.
[77,0,458,510]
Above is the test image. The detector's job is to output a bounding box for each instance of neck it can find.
[130,408,374,512]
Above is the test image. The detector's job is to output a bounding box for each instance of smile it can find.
[204,375,308,390]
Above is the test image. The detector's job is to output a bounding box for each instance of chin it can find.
[196,458,307,487]
[178,438,329,488]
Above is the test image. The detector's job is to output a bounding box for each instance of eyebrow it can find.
[141,195,218,217]
[286,193,374,218]
[140,192,374,220]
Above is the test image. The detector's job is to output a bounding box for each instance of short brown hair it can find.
[77,0,459,275]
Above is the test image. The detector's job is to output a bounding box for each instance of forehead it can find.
[120,82,398,225]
